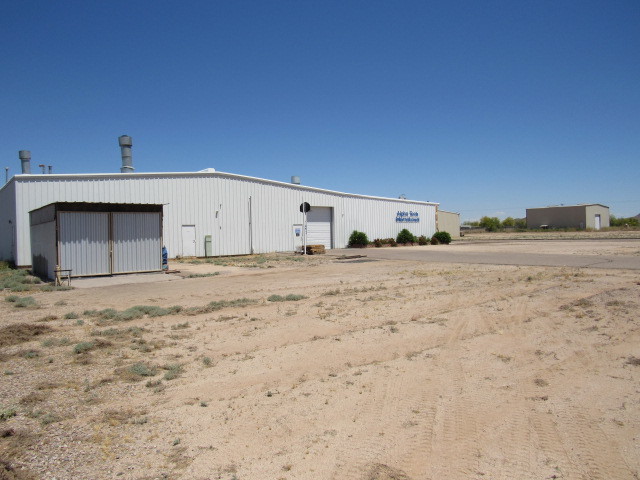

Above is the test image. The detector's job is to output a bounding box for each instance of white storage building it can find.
[0,150,438,277]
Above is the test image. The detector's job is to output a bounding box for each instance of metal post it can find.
[303,202,307,255]
[4,167,8,184]
[248,196,254,254]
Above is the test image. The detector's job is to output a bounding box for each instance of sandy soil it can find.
[1,246,640,480]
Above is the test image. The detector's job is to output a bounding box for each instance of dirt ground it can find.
[1,239,640,480]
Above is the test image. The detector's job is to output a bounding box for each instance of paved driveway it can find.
[329,240,640,270]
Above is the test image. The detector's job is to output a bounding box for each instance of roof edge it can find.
[12,171,439,206]
[527,204,609,210]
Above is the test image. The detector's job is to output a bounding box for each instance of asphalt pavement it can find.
[329,244,640,270]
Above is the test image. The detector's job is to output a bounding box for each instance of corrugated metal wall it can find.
[30,221,56,279]
[585,205,610,229]
[12,173,437,265]
[59,212,110,276]
[29,204,57,279]
[112,212,162,273]
[437,211,461,238]
[0,181,17,262]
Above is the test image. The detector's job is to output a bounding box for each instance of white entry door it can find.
[594,214,601,230]
[292,224,303,251]
[182,225,196,256]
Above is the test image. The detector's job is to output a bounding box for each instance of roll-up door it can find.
[59,212,110,276]
[306,207,332,249]
[112,212,162,273]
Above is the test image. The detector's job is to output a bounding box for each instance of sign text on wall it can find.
[396,211,420,223]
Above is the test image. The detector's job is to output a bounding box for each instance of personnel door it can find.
[181,225,196,256]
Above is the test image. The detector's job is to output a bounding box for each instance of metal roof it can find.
[4,170,438,206]
[527,203,609,210]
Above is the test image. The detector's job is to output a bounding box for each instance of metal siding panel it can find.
[59,212,110,276]
[30,221,57,279]
[13,174,438,261]
[0,181,17,262]
[113,212,162,273]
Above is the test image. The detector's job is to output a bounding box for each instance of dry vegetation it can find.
[1,246,639,480]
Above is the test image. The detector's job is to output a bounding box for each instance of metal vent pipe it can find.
[19,150,31,174]
[118,135,134,173]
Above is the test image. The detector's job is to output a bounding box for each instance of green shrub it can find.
[73,342,95,354]
[129,362,157,377]
[373,239,383,248]
[348,230,369,247]
[514,218,527,229]
[417,235,429,245]
[396,229,416,244]
[501,217,515,228]
[268,294,307,302]
[187,272,221,278]
[10,284,31,292]
[480,216,501,232]
[610,215,640,227]
[22,349,39,359]
[432,231,452,244]
[64,312,79,320]
[14,297,37,308]
[430,236,440,245]
[0,407,17,421]
[163,363,184,381]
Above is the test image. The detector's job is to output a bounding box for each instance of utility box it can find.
[204,235,213,257]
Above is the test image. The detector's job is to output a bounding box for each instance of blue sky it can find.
[2,1,639,220]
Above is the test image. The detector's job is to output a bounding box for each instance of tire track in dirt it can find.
[424,316,481,479]
[556,410,635,479]
[530,414,585,479]
[329,370,418,479]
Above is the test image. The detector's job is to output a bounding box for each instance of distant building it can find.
[526,204,609,230]
[437,210,460,238]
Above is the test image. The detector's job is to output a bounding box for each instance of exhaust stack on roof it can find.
[19,150,31,174]
[291,176,300,185]
[118,135,134,173]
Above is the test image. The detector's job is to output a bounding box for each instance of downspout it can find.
[249,196,254,254]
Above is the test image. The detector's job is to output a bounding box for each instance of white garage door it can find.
[306,207,332,249]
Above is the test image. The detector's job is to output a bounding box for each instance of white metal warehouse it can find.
[0,151,438,277]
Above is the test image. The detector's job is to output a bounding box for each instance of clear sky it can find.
[2,1,639,220]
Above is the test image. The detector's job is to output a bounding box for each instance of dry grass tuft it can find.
[625,356,640,366]
[0,324,53,348]
[366,463,413,480]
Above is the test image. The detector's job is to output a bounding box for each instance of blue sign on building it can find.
[396,211,420,223]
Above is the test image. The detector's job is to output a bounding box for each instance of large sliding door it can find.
[59,212,110,276]
[112,212,162,273]
[58,210,162,277]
